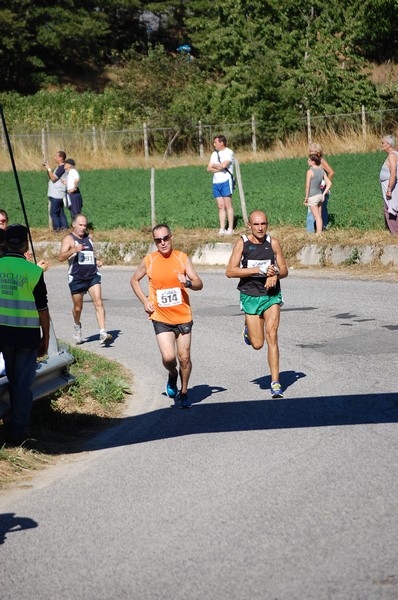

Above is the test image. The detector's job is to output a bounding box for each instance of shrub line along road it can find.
[1,266,398,600]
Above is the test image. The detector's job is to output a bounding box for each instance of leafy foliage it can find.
[111,44,210,126]
[0,0,110,92]
[0,0,397,143]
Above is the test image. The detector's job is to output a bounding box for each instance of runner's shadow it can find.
[162,385,226,404]
[84,329,121,345]
[252,370,306,393]
[84,392,398,450]
[189,384,226,404]
[0,513,38,545]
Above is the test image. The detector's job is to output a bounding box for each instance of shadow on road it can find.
[0,512,38,545]
[163,384,226,404]
[84,389,398,451]
[252,370,306,393]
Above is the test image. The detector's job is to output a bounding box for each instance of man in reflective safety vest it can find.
[0,224,50,445]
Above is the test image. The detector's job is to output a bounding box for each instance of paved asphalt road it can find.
[1,266,398,600]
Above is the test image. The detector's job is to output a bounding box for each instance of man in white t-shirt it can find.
[207,135,235,236]
[63,158,83,221]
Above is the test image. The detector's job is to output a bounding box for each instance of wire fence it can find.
[1,106,398,159]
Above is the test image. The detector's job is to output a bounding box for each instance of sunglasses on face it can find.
[154,234,171,244]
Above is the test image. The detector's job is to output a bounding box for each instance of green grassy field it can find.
[0,151,384,230]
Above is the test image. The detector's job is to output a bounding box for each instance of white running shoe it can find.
[99,331,113,346]
[218,229,226,236]
[225,228,234,235]
[73,323,83,345]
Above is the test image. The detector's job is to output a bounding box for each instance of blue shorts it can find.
[69,273,101,295]
[213,180,233,198]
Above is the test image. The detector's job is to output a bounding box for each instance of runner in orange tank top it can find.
[130,224,203,408]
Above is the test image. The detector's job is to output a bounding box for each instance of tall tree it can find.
[185,0,383,135]
[0,0,110,92]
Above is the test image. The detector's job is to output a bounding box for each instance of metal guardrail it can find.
[0,321,75,419]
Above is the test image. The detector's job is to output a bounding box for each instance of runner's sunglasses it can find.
[154,234,171,244]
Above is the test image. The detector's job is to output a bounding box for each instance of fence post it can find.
[235,158,248,224]
[0,120,5,149]
[143,122,149,160]
[150,167,156,227]
[361,105,366,140]
[307,110,312,146]
[41,128,47,162]
[251,115,257,154]
[92,126,98,153]
[198,120,204,158]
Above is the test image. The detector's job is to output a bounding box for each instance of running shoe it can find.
[225,228,234,235]
[165,374,178,398]
[178,392,190,409]
[73,323,83,345]
[270,381,284,398]
[99,331,113,346]
[218,229,226,236]
[242,325,251,346]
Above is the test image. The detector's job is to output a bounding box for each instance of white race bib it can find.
[156,287,182,307]
[247,258,270,276]
[78,251,95,265]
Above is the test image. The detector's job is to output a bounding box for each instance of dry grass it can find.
[0,445,53,486]
[0,346,131,489]
[0,130,388,173]
[31,224,398,246]
[30,224,398,283]
[366,60,398,85]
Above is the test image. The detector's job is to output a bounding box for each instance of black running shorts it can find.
[152,320,193,336]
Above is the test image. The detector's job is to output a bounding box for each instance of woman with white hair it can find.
[380,135,398,235]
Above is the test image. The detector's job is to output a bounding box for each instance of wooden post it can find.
[198,120,204,158]
[251,115,257,154]
[361,105,366,140]
[235,158,248,224]
[162,129,181,162]
[92,126,98,153]
[150,167,155,227]
[307,110,312,145]
[0,119,5,148]
[143,122,149,160]
[41,128,47,162]
[41,127,52,228]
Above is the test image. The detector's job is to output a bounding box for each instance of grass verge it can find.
[0,344,131,489]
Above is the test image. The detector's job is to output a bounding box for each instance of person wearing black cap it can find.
[64,158,83,221]
[0,224,50,445]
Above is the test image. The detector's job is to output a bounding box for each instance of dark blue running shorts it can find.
[69,273,101,295]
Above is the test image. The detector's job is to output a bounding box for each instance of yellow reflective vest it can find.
[0,257,41,329]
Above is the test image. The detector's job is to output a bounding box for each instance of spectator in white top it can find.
[64,158,83,221]
[207,135,235,236]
